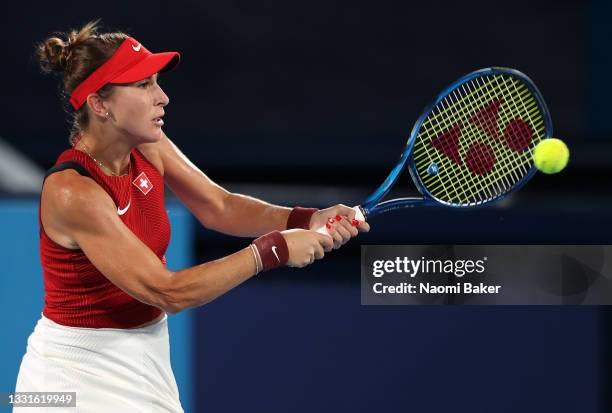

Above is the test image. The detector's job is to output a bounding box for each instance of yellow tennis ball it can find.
[533,138,569,174]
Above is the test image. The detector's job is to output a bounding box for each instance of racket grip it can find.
[314,206,365,236]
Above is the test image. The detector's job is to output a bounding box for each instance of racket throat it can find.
[363,197,431,218]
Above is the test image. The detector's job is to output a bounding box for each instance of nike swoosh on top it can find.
[271,246,280,263]
[132,43,142,52]
[117,200,131,216]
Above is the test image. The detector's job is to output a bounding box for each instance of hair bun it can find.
[37,20,99,74]
[38,36,71,73]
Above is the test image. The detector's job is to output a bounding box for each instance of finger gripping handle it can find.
[315,206,364,236]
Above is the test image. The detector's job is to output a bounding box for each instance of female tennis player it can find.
[14,21,369,412]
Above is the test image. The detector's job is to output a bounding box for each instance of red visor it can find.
[69,37,180,110]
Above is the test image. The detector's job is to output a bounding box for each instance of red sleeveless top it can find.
[40,147,170,328]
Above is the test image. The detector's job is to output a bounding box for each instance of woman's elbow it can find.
[150,271,213,314]
[161,303,182,315]
[146,271,185,314]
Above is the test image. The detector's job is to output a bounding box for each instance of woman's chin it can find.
[151,127,164,140]
[139,128,163,143]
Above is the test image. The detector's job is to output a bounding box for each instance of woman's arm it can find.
[41,170,332,314]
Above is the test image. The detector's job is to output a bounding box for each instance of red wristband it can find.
[287,207,318,230]
[252,231,289,271]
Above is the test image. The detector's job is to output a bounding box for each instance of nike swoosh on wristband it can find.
[132,43,142,52]
[117,200,131,216]
[271,246,280,263]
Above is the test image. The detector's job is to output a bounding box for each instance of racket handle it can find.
[315,206,365,236]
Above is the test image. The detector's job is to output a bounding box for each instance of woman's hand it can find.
[281,229,334,268]
[309,204,370,249]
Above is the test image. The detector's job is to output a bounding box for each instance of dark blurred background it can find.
[1,0,611,412]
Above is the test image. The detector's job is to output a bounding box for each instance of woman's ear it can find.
[85,93,110,119]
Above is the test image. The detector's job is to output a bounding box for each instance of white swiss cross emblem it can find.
[133,171,153,195]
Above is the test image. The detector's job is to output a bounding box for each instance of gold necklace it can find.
[79,141,130,177]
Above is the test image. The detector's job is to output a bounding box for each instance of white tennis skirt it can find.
[14,313,184,412]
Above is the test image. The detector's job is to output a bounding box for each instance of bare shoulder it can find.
[43,170,114,217]
[42,170,116,247]
[136,141,164,175]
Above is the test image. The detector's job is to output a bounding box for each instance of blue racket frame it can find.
[359,67,553,219]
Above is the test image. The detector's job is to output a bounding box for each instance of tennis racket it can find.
[317,67,553,232]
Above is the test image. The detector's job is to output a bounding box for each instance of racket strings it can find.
[439,83,506,200]
[416,78,538,165]
[428,84,501,202]
[458,76,542,199]
[435,101,540,202]
[412,74,546,205]
[417,77,515,202]
[457,77,528,197]
[426,87,537,203]
[427,95,484,202]
[415,78,525,176]
[479,76,538,190]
